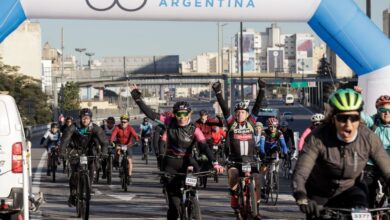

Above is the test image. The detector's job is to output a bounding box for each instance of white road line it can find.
[32,151,47,194]
[298,103,316,115]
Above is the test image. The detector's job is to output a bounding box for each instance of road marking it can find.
[298,103,315,115]
[96,186,136,202]
[32,151,47,194]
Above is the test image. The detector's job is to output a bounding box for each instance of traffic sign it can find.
[290,81,308,88]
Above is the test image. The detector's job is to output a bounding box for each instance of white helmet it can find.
[311,113,325,122]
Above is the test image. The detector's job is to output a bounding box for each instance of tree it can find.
[0,57,52,125]
[61,81,80,111]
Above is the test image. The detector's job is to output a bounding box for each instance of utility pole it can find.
[366,0,371,18]
[124,56,129,114]
[85,52,95,69]
[217,22,220,73]
[75,48,86,70]
[60,27,64,114]
[240,22,244,101]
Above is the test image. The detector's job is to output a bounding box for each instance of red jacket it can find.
[195,117,223,140]
[211,129,226,145]
[110,125,139,145]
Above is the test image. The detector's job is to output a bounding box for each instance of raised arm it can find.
[130,85,160,121]
[251,78,266,116]
[212,81,230,119]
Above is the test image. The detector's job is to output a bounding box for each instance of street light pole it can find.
[85,52,95,69]
[217,22,220,73]
[240,22,244,101]
[220,23,228,74]
[75,48,86,70]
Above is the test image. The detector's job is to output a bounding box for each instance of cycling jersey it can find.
[101,124,115,139]
[259,129,288,158]
[195,117,223,140]
[293,123,390,199]
[40,130,61,149]
[361,112,390,154]
[111,125,139,145]
[281,127,295,151]
[211,129,226,145]
[140,122,153,138]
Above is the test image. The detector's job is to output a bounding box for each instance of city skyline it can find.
[37,0,388,61]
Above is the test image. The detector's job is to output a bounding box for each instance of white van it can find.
[0,94,27,216]
[285,94,294,105]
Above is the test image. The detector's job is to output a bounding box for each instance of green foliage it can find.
[61,81,80,111]
[0,57,52,125]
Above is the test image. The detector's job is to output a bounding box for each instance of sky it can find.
[37,0,390,62]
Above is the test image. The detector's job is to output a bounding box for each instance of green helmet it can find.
[329,89,363,112]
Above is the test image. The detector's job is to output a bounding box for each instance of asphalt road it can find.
[28,101,319,219]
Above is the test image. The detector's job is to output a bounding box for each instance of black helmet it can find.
[79,108,93,118]
[234,101,249,112]
[65,116,73,121]
[143,117,149,122]
[51,122,59,129]
[173,101,191,113]
[107,116,115,122]
[199,110,208,116]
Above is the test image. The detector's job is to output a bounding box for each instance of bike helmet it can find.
[107,116,115,122]
[280,120,289,127]
[234,101,249,112]
[311,113,325,123]
[375,95,390,109]
[143,117,149,122]
[51,123,59,129]
[199,110,208,116]
[65,116,74,121]
[266,117,279,127]
[120,114,129,121]
[79,108,93,118]
[328,89,363,113]
[173,101,191,113]
[255,122,263,128]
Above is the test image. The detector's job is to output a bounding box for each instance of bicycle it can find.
[156,167,215,220]
[48,145,59,183]
[142,137,151,165]
[106,145,114,185]
[68,153,94,220]
[117,144,132,192]
[262,156,280,206]
[281,153,292,179]
[211,142,225,183]
[227,161,260,220]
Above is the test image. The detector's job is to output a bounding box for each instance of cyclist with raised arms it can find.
[212,79,265,219]
[110,114,139,184]
[292,89,390,219]
[60,108,109,207]
[130,85,224,219]
[298,113,325,152]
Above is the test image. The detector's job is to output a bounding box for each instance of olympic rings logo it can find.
[86,0,147,12]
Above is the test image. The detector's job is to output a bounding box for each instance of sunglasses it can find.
[378,108,390,114]
[335,114,360,123]
[121,121,128,124]
[268,125,277,129]
[175,111,190,118]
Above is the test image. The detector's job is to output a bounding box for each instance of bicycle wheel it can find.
[248,181,258,217]
[107,156,112,185]
[51,155,57,183]
[94,158,100,184]
[270,171,279,206]
[237,180,247,219]
[122,158,128,192]
[62,157,66,173]
[78,173,90,220]
[187,195,202,220]
[265,170,272,204]
[145,144,149,165]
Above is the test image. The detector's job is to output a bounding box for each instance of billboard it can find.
[237,33,256,72]
[296,38,313,74]
[267,49,284,73]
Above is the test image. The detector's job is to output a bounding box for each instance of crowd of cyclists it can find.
[38,78,390,219]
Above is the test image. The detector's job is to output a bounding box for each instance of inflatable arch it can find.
[1,0,390,114]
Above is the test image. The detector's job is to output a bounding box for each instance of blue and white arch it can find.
[1,0,389,114]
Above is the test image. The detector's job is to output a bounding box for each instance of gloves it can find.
[212,81,222,94]
[258,78,266,89]
[130,88,142,100]
[212,162,224,174]
[295,191,320,218]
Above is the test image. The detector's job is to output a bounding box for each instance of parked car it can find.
[0,94,27,218]
[282,111,294,121]
[285,94,294,105]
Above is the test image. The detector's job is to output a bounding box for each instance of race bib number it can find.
[213,145,218,150]
[351,212,371,220]
[80,156,88,165]
[185,177,197,187]
[242,164,252,173]
[121,145,127,151]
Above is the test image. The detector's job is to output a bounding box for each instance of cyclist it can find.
[280,120,295,155]
[355,87,390,207]
[259,117,289,162]
[212,79,265,219]
[298,113,325,152]
[40,123,61,176]
[130,85,224,219]
[61,116,74,133]
[60,108,109,207]
[195,110,223,142]
[292,88,390,219]
[110,114,139,185]
[100,116,116,179]
[140,117,153,160]
[211,126,226,146]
